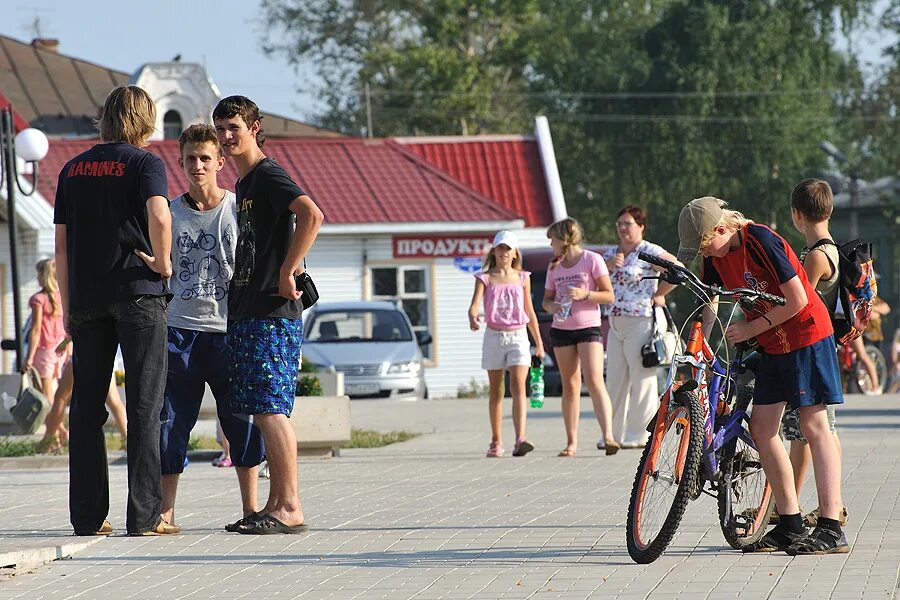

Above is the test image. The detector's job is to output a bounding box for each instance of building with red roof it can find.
[0,35,570,396]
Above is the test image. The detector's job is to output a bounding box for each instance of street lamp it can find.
[819,140,859,240]
[0,106,49,371]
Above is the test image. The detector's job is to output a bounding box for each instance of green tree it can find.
[534,1,875,252]
[260,0,540,135]
[260,0,881,254]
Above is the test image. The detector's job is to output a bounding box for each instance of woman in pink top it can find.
[23,259,68,396]
[468,230,545,458]
[542,218,618,457]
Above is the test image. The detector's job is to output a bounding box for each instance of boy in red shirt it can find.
[676,196,848,555]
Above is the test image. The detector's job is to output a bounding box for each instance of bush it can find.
[0,437,37,457]
[297,374,323,396]
[457,377,491,398]
[344,429,419,448]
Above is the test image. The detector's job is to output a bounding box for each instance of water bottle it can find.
[529,356,545,408]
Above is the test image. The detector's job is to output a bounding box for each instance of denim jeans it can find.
[68,295,168,534]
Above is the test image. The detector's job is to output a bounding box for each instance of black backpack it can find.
[808,239,878,345]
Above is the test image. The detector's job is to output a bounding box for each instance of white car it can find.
[302,301,431,399]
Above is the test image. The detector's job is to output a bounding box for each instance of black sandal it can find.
[224,512,260,533]
[237,514,309,535]
[785,526,850,555]
[742,526,807,553]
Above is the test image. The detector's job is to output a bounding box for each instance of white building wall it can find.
[429,258,485,397]
[305,237,367,304]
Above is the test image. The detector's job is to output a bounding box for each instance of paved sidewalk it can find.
[1,393,898,599]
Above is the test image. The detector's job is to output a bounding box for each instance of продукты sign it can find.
[393,235,493,258]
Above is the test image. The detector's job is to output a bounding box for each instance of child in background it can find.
[23,259,67,402]
[39,359,127,454]
[468,230,545,457]
[781,179,849,527]
[541,218,617,457]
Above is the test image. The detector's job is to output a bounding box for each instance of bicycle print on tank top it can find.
[173,196,236,301]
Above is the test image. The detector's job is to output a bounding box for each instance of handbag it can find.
[642,304,680,368]
[10,368,49,434]
[296,259,319,310]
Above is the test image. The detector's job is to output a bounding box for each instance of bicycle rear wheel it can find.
[718,382,773,549]
[626,389,704,564]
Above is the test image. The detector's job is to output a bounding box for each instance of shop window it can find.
[163,110,183,140]
[369,265,432,359]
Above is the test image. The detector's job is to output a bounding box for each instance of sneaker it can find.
[258,460,270,479]
[803,506,849,528]
[212,453,233,468]
[486,441,504,457]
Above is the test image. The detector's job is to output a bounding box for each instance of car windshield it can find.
[306,309,414,343]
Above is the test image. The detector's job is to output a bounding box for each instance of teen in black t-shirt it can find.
[214,95,323,535]
[230,157,305,320]
[54,86,176,537]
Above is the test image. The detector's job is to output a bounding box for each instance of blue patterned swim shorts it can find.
[228,318,303,416]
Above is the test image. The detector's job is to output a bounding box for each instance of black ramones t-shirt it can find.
[53,143,170,311]
[230,158,305,320]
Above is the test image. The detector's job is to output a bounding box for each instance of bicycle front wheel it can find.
[626,389,704,564]
[718,382,773,549]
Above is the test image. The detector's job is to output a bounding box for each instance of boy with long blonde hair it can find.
[676,196,847,555]
[56,85,174,537]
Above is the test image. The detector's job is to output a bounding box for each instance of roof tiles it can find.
[36,138,523,226]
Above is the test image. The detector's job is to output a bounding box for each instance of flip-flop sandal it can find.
[237,514,309,535]
[557,449,576,457]
[225,512,260,532]
[605,442,620,456]
[742,526,807,553]
[784,526,850,555]
[512,440,534,457]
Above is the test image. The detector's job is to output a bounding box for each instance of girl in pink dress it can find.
[23,258,68,399]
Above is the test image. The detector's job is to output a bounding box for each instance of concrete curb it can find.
[0,536,104,573]
[0,449,227,471]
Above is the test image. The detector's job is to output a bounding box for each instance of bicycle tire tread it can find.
[626,389,705,564]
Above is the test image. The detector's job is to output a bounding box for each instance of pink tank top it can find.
[476,271,531,330]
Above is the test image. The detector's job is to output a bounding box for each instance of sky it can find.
[1,0,896,128]
[0,0,322,122]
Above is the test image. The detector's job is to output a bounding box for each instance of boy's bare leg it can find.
[161,473,179,525]
[235,466,259,516]
[751,403,800,516]
[789,440,812,499]
[254,413,304,526]
[799,404,843,520]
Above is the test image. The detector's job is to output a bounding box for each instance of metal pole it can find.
[849,171,859,240]
[2,108,23,371]
[365,81,373,139]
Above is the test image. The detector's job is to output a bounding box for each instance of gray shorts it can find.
[781,404,837,442]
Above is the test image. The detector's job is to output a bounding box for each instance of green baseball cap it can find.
[676,197,724,263]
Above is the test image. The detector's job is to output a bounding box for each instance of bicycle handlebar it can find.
[637,251,786,306]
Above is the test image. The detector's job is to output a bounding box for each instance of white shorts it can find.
[481,328,531,370]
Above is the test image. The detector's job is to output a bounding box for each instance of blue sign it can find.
[454,257,483,273]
